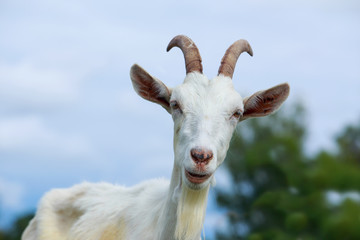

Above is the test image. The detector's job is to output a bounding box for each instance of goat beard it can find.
[174,184,210,240]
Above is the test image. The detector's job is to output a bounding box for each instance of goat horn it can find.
[218,39,253,78]
[167,35,203,74]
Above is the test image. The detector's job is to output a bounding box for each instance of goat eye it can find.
[170,101,180,110]
[232,110,242,119]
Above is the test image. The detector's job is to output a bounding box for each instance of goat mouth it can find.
[185,170,212,184]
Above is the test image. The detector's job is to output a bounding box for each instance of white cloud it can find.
[0,62,78,109]
[0,178,25,211]
[0,116,93,158]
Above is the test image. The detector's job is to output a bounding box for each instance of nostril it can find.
[190,148,213,164]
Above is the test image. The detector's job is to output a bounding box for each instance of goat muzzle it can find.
[190,147,213,166]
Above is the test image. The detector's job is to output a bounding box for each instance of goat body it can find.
[22,35,290,240]
[23,179,176,240]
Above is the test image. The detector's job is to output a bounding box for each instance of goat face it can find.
[130,35,290,190]
[171,74,243,189]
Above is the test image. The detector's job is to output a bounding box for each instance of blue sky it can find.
[0,0,359,237]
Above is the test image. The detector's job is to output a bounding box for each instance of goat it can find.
[22,35,290,240]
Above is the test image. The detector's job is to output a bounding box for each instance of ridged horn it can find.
[167,35,203,74]
[218,39,253,78]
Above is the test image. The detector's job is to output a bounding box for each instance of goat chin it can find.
[175,184,209,240]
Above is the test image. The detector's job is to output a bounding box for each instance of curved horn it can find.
[167,35,203,74]
[218,39,253,78]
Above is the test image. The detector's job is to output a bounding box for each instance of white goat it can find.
[22,35,290,240]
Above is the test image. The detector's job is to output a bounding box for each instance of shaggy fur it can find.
[175,185,210,240]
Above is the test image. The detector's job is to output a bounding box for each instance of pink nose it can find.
[190,148,213,165]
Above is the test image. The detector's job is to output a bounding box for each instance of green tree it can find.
[0,213,34,240]
[336,120,360,165]
[215,104,360,239]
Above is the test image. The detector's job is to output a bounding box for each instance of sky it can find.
[0,0,359,237]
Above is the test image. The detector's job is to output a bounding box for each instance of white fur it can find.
[23,60,288,239]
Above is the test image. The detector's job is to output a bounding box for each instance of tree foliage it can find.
[215,104,360,240]
[0,213,34,240]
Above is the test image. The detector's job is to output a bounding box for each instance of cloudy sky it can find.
[0,0,359,236]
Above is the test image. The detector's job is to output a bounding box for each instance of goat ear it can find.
[130,64,172,113]
[241,83,290,121]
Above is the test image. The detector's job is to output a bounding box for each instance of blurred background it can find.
[0,0,359,239]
